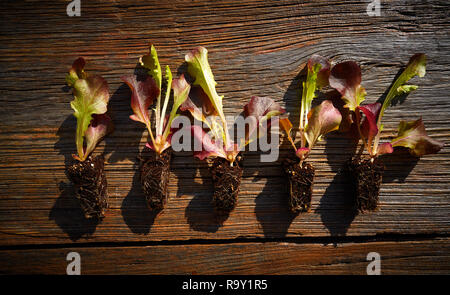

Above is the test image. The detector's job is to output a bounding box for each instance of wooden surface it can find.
[0,0,449,274]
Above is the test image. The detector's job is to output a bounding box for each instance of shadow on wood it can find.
[281,63,306,138]
[103,83,141,164]
[121,150,160,235]
[254,152,297,238]
[49,181,100,241]
[183,159,223,233]
[101,80,161,234]
[53,112,77,166]
[252,65,311,238]
[381,148,419,183]
[316,133,358,238]
[51,111,103,240]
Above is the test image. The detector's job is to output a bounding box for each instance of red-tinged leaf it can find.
[84,114,113,157]
[243,96,285,146]
[308,55,331,89]
[145,142,154,150]
[146,135,171,153]
[304,100,342,148]
[244,96,285,118]
[121,75,160,125]
[296,147,310,159]
[359,102,381,146]
[279,118,293,134]
[329,61,366,111]
[377,142,393,155]
[279,118,297,151]
[66,57,87,86]
[391,118,444,157]
[191,125,227,160]
[180,86,218,125]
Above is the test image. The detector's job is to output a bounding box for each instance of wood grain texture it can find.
[1,238,449,274]
[0,0,449,274]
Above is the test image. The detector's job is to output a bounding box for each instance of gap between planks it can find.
[0,232,448,251]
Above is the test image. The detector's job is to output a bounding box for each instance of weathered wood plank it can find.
[0,0,449,245]
[1,238,449,274]
[0,146,449,244]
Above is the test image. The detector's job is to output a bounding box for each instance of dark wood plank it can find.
[0,0,449,245]
[1,238,449,274]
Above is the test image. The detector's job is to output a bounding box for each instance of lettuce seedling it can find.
[65,57,113,219]
[279,55,342,212]
[121,45,190,212]
[329,54,444,211]
[181,47,284,214]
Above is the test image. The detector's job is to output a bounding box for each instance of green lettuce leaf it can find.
[158,65,173,135]
[162,74,191,140]
[300,55,330,129]
[140,44,162,89]
[185,47,226,123]
[378,54,426,124]
[185,46,230,147]
[140,44,163,130]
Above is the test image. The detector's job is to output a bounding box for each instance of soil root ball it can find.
[209,156,243,215]
[140,148,172,211]
[66,155,108,219]
[348,157,384,212]
[283,159,315,213]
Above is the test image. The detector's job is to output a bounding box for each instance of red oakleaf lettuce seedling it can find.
[66,57,112,161]
[329,54,444,211]
[181,47,284,214]
[65,57,113,219]
[279,55,342,213]
[121,45,190,211]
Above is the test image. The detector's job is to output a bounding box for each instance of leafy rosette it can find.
[181,47,235,163]
[122,45,190,155]
[181,47,285,164]
[329,54,442,158]
[280,55,341,161]
[66,57,113,161]
[280,100,341,160]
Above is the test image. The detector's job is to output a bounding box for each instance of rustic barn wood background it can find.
[0,0,449,274]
